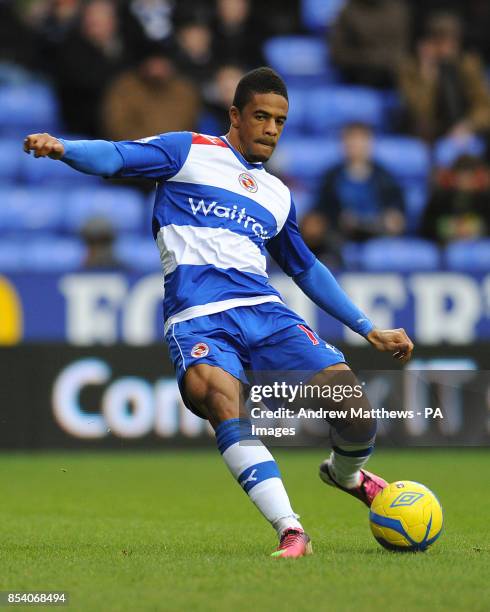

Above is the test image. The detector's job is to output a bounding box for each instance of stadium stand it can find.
[433,135,486,168]
[445,240,490,272]
[29,237,84,272]
[263,36,331,79]
[361,238,441,271]
[301,0,346,32]
[21,148,94,185]
[0,139,23,181]
[0,0,488,274]
[305,86,389,133]
[273,136,429,183]
[0,82,59,135]
[0,236,83,272]
[64,188,145,233]
[0,187,65,232]
[115,236,162,272]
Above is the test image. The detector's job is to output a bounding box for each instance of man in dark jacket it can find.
[313,123,406,242]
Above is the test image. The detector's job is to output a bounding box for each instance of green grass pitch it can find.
[0,449,489,611]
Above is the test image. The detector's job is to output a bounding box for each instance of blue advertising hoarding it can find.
[1,270,490,346]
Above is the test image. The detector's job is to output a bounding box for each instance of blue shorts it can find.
[165,301,345,417]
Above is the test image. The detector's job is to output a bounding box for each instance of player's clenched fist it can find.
[23,133,65,160]
[366,327,414,363]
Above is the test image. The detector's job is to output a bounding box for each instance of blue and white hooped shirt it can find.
[113,132,315,333]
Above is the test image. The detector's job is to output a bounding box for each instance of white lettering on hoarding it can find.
[52,358,210,439]
[52,358,109,438]
[59,275,127,345]
[410,274,481,343]
[58,272,490,346]
[122,274,162,345]
[339,274,406,344]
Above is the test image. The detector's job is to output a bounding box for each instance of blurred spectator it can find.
[198,64,245,136]
[52,0,129,136]
[118,0,175,65]
[411,1,490,63]
[421,155,490,243]
[314,123,406,241]
[38,0,81,45]
[0,1,42,73]
[121,0,174,43]
[463,0,490,64]
[101,48,200,141]
[212,0,265,68]
[398,12,490,142]
[257,0,301,36]
[174,19,215,87]
[80,216,124,270]
[299,210,342,268]
[329,0,410,89]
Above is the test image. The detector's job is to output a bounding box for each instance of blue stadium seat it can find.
[263,36,328,77]
[445,240,490,272]
[0,187,65,232]
[306,86,387,132]
[273,135,430,184]
[20,151,92,184]
[143,192,155,230]
[434,135,486,168]
[341,242,363,270]
[64,187,145,232]
[402,181,429,233]
[272,137,342,180]
[361,238,440,271]
[302,0,346,31]
[115,236,161,271]
[0,139,22,180]
[0,236,83,272]
[29,237,84,271]
[374,137,430,181]
[290,184,315,217]
[0,82,59,134]
[283,87,306,131]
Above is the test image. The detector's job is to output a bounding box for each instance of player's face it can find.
[231,93,288,163]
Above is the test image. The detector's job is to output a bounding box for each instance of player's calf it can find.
[311,365,387,502]
[215,418,304,537]
[185,366,306,551]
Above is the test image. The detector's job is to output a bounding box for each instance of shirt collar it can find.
[220,135,264,171]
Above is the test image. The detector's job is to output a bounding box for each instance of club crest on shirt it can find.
[238,172,258,193]
[191,342,210,358]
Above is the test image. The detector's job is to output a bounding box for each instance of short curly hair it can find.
[232,67,288,111]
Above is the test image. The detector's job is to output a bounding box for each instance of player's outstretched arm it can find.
[23,133,123,176]
[293,260,414,363]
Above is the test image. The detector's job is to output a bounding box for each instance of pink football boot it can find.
[270,528,313,558]
[319,459,387,508]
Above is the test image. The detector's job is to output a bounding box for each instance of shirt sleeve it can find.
[266,198,316,277]
[112,131,193,180]
[294,260,374,337]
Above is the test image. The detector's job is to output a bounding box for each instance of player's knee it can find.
[332,415,377,446]
[312,363,376,443]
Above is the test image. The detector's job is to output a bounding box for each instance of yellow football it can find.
[369,480,443,552]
